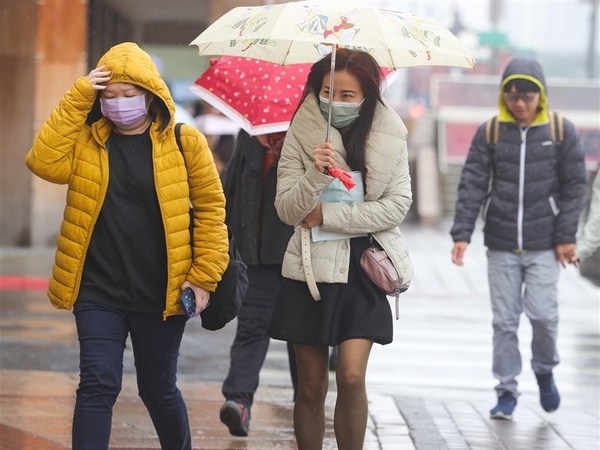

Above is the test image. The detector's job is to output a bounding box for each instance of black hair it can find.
[299,48,384,179]
[503,79,540,93]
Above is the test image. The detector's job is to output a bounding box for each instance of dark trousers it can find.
[72,301,191,450]
[222,265,297,410]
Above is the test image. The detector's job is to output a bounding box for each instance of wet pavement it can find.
[1,221,599,449]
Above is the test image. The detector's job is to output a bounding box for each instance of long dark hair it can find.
[300,48,384,177]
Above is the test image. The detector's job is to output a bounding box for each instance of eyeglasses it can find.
[503,92,538,104]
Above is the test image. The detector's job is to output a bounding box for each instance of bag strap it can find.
[486,112,563,145]
[175,122,185,163]
[301,227,321,301]
[549,110,564,143]
[485,116,499,146]
[175,122,192,204]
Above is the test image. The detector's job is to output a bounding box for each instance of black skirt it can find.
[268,236,393,346]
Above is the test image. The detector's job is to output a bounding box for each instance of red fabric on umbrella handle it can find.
[328,167,356,190]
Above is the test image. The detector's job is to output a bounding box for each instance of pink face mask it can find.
[100,94,149,128]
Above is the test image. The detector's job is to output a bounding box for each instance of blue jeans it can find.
[487,249,560,398]
[72,301,190,450]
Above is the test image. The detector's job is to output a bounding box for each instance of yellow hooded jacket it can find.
[25,42,229,319]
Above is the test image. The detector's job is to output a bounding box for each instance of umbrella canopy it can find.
[190,56,399,136]
[190,0,476,70]
[190,57,310,136]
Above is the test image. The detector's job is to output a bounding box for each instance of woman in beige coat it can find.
[268,48,413,450]
[576,171,600,285]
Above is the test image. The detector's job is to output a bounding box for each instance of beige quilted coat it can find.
[275,93,413,289]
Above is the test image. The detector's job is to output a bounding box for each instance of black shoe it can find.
[536,373,560,412]
[220,401,250,436]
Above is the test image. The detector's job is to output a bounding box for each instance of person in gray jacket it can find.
[451,57,586,420]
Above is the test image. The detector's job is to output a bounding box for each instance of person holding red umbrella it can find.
[268,48,413,450]
[217,129,341,438]
[218,129,297,437]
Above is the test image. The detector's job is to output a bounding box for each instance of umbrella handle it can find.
[326,44,337,143]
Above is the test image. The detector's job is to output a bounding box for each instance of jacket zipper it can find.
[517,127,528,251]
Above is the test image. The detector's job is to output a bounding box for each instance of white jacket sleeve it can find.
[576,172,600,262]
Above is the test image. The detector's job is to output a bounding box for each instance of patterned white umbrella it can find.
[190,0,475,69]
[190,0,475,139]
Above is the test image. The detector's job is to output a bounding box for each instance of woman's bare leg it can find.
[293,343,329,450]
[334,339,373,450]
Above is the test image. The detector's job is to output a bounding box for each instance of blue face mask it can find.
[319,95,364,129]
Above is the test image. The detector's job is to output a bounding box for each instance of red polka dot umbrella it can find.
[190,57,309,136]
[190,56,396,136]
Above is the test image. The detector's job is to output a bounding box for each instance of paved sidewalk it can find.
[2,222,599,449]
[396,396,599,450]
[1,369,598,449]
[0,370,413,450]
[1,370,299,450]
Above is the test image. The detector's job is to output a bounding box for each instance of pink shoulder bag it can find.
[360,236,405,319]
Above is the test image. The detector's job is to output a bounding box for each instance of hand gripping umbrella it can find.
[190,0,476,140]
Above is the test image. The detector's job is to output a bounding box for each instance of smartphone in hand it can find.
[179,287,196,318]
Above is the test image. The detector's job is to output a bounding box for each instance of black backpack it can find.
[175,123,248,330]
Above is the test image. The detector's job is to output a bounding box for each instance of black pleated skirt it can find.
[268,236,393,346]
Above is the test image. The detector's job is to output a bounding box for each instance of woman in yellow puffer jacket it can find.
[25,42,228,450]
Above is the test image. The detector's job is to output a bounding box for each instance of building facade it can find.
[0,0,273,246]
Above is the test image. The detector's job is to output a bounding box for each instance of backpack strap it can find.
[549,111,564,143]
[175,122,185,163]
[486,113,564,145]
[485,116,499,146]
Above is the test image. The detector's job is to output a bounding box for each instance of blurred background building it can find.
[1,0,599,246]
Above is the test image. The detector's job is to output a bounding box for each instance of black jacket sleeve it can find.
[450,123,492,243]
